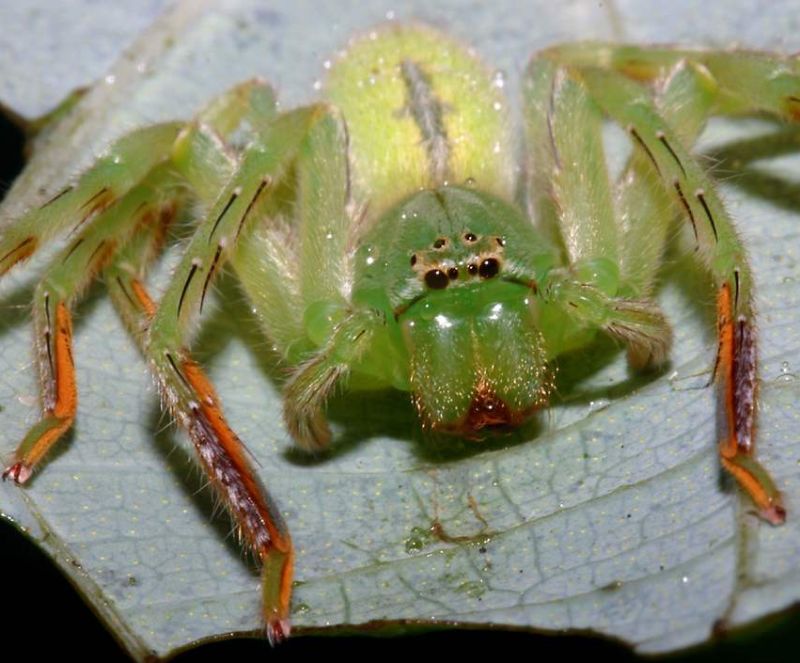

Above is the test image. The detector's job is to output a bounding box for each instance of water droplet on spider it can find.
[681,575,690,584]
[325,231,334,240]
[782,361,791,373]
[323,59,332,70]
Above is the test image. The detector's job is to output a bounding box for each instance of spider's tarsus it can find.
[2,462,31,484]
[760,503,788,526]
[266,618,291,646]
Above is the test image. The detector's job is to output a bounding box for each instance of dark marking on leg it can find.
[236,178,270,239]
[209,190,239,243]
[200,245,223,313]
[673,181,698,245]
[88,240,109,269]
[656,131,686,177]
[63,238,85,263]
[733,317,756,453]
[79,187,109,211]
[178,262,199,318]
[40,186,74,209]
[115,276,137,310]
[734,269,740,312]
[696,190,718,242]
[786,95,800,120]
[628,127,660,175]
[1,237,36,265]
[400,59,450,183]
[165,351,192,391]
[43,293,55,380]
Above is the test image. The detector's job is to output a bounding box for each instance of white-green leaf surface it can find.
[2,1,800,659]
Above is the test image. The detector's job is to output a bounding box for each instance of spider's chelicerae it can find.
[0,24,790,641]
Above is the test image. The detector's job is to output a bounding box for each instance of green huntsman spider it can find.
[0,24,791,642]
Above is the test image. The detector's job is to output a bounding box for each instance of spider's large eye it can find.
[425,269,449,289]
[479,258,500,279]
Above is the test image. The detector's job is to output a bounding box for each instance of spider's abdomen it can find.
[325,24,514,215]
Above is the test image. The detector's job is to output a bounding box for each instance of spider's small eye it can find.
[410,254,417,266]
[496,237,505,247]
[447,267,459,280]
[467,263,478,276]
[479,258,500,279]
[433,238,447,249]
[464,232,477,242]
[425,269,449,289]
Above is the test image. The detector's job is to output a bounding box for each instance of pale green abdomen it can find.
[325,25,514,215]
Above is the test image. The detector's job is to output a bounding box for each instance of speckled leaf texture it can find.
[1,1,799,659]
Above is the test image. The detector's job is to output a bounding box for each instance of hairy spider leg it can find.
[144,102,351,642]
[0,124,181,276]
[552,54,792,524]
[609,61,714,302]
[523,58,673,365]
[1,166,184,483]
[230,104,388,452]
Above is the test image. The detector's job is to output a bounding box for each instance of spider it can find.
[0,23,790,644]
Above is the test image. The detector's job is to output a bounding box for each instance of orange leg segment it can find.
[3,303,76,484]
[716,283,785,525]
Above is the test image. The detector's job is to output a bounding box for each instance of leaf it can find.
[2,0,800,659]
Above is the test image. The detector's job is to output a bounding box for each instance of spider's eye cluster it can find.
[413,233,505,291]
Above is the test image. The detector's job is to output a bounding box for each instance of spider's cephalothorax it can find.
[1,23,791,644]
